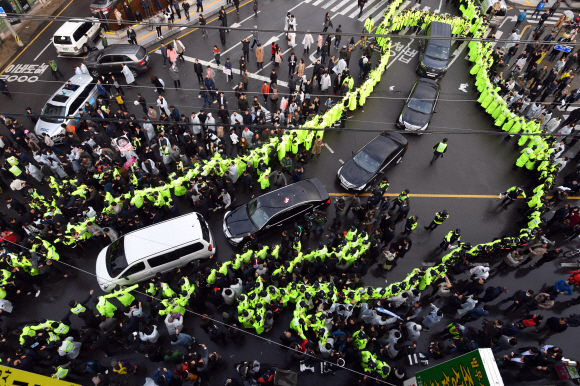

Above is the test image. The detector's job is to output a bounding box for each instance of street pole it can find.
[0,8,23,47]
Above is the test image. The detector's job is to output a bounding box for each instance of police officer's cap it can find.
[242,310,249,317]
[238,295,246,302]
[391,284,399,293]
[442,210,448,215]
[256,303,263,309]
[455,229,461,234]
[268,286,276,294]
[255,315,262,322]
[248,293,256,300]
[299,300,306,307]
[260,290,267,297]
[367,287,373,295]
[379,288,386,295]
[318,242,324,248]
[280,289,286,295]
[181,291,188,296]
[178,279,185,285]
[305,292,311,300]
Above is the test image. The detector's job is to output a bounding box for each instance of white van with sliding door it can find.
[95,213,215,292]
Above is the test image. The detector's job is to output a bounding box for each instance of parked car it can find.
[223,178,330,246]
[416,21,452,79]
[337,132,408,191]
[53,18,101,56]
[35,74,98,144]
[397,78,441,132]
[83,44,151,78]
[96,213,214,292]
[89,0,120,17]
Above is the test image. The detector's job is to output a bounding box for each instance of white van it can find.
[95,213,215,292]
[53,19,101,56]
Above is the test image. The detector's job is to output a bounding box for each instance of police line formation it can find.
[3,0,560,381]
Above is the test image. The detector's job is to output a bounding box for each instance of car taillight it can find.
[406,143,409,148]
[74,47,78,51]
[139,60,145,65]
[103,7,109,11]
[324,198,331,204]
[208,244,212,251]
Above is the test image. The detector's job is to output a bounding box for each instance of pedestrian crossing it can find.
[303,0,390,20]
[522,9,565,26]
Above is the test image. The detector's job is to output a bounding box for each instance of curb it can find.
[505,0,580,10]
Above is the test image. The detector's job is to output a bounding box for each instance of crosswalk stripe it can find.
[490,30,503,49]
[322,0,339,9]
[348,0,379,18]
[312,0,325,6]
[358,0,389,21]
[331,0,351,12]
[339,1,358,15]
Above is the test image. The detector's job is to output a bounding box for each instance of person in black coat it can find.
[480,286,507,303]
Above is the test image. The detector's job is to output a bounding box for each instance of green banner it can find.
[415,349,502,386]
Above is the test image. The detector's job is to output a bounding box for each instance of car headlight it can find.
[356,183,367,191]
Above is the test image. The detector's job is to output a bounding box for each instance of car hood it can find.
[422,54,448,69]
[35,120,65,138]
[84,50,102,65]
[339,159,374,188]
[225,206,257,237]
[401,107,430,129]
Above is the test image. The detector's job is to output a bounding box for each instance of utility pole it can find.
[0,8,23,47]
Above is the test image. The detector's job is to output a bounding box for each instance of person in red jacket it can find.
[569,270,580,285]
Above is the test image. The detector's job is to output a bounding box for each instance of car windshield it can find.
[106,238,128,278]
[136,47,146,59]
[425,45,450,60]
[247,198,270,229]
[408,98,433,114]
[353,150,381,173]
[40,103,66,124]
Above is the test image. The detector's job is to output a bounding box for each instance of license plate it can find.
[426,73,437,77]
[62,48,68,51]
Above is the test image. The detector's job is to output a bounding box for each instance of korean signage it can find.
[0,365,80,386]
[415,349,503,386]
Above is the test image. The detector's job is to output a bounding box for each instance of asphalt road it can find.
[1,0,580,385]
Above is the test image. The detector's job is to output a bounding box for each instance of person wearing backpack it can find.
[313,209,327,232]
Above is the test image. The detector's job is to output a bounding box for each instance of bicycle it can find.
[563,249,580,258]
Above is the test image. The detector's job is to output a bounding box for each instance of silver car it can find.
[35,74,99,144]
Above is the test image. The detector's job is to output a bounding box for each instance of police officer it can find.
[500,186,526,210]
[431,138,448,165]
[425,210,449,230]
[439,229,460,250]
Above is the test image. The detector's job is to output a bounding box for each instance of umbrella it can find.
[564,10,574,20]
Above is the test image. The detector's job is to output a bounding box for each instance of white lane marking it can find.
[288,0,305,11]
[313,0,325,6]
[210,34,253,62]
[448,40,469,68]
[325,144,335,153]
[322,0,338,9]
[34,40,53,62]
[154,51,288,87]
[339,159,345,164]
[331,0,350,12]
[339,1,358,15]
[435,0,443,13]
[230,12,261,28]
[386,38,415,69]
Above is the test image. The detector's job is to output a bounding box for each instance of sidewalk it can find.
[101,0,229,49]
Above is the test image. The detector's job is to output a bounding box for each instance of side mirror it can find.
[352,151,355,156]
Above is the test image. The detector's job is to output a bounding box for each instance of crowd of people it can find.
[0,0,580,384]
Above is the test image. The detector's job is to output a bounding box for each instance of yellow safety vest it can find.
[436,142,447,153]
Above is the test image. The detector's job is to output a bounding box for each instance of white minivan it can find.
[53,19,101,56]
[95,213,215,292]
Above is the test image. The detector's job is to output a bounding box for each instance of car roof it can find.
[54,19,97,35]
[428,21,452,47]
[102,44,141,55]
[362,134,403,159]
[123,213,203,264]
[254,179,327,217]
[47,74,94,106]
[411,79,440,100]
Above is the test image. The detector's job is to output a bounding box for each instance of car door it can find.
[108,55,125,73]
[97,54,115,73]
[118,261,147,284]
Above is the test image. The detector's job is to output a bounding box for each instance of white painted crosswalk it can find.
[523,9,564,25]
[302,0,390,19]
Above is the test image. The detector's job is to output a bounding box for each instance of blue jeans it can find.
[313,223,324,231]
[334,39,341,48]
[52,146,65,154]
[203,97,211,107]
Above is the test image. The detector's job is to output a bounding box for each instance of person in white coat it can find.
[164,314,183,335]
[121,63,137,86]
[190,113,202,136]
[228,162,239,183]
[25,163,44,183]
[139,325,159,343]
[230,278,243,297]
[302,32,314,54]
[320,72,331,92]
[470,266,490,281]
[222,288,236,305]
[545,116,561,133]
[205,113,216,132]
[288,27,296,48]
[157,95,171,116]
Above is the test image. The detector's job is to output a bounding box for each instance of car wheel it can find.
[130,69,138,78]
[81,44,89,54]
[90,69,100,77]
[396,156,403,164]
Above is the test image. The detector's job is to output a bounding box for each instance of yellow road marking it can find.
[521,24,531,37]
[143,0,253,48]
[0,0,76,76]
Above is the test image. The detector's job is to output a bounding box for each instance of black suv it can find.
[83,44,151,78]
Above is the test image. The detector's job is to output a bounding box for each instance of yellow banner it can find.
[0,365,80,386]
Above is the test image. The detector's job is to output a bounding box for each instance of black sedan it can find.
[222,178,330,246]
[337,132,408,191]
[397,78,441,132]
